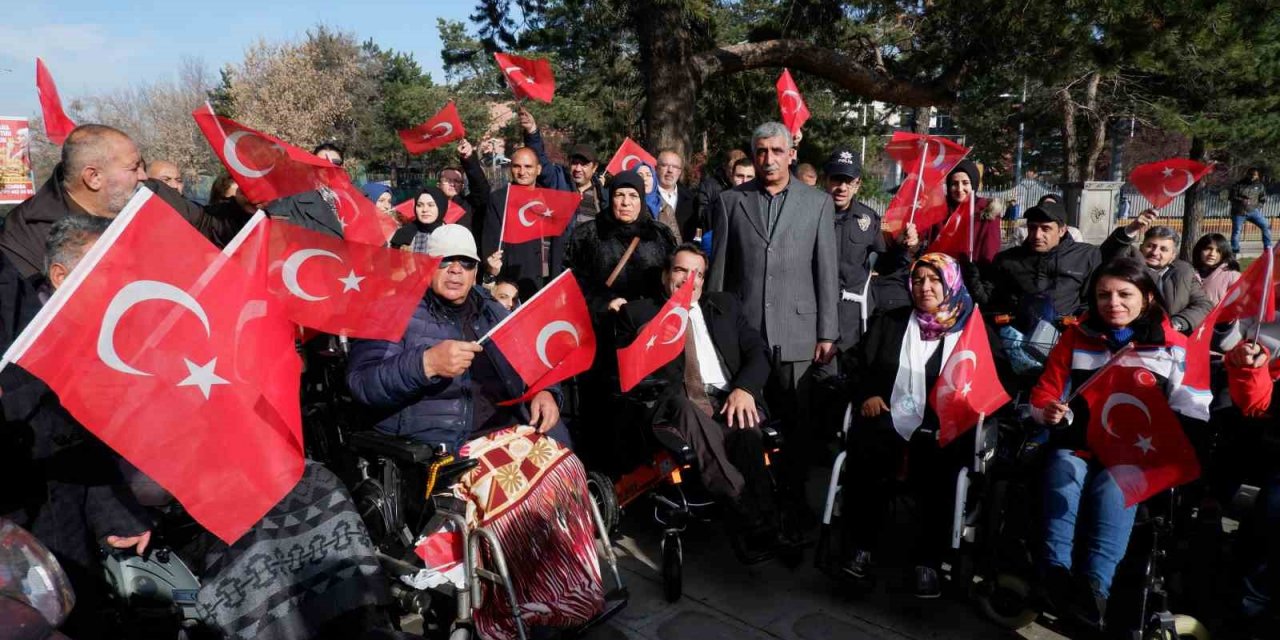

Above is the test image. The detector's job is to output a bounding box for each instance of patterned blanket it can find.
[456,427,604,640]
[192,461,388,639]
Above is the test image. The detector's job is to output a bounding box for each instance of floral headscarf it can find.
[908,252,974,341]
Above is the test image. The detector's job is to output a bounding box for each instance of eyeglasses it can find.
[440,178,465,185]
[439,256,479,271]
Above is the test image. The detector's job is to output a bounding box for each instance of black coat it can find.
[695,173,729,235]
[617,291,772,402]
[0,260,148,579]
[971,234,1101,321]
[0,165,246,278]
[669,185,699,241]
[451,152,491,237]
[480,185,574,302]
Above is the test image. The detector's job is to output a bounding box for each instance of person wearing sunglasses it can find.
[347,224,567,453]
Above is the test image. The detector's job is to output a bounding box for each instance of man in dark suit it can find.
[708,122,839,519]
[620,243,785,562]
[656,150,699,241]
[480,146,574,302]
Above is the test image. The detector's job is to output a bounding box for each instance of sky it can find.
[0,0,475,118]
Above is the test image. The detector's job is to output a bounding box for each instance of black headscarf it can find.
[413,186,450,233]
[599,170,663,241]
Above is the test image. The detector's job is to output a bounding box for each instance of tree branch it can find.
[691,39,955,108]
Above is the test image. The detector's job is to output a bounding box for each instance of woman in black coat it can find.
[564,170,677,459]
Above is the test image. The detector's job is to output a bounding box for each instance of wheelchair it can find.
[574,378,783,603]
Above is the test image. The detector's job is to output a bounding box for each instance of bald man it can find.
[145,160,184,195]
[0,124,246,278]
[480,146,574,300]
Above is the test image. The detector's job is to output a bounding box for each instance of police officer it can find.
[825,147,885,352]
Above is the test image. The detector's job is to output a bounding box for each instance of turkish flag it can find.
[775,69,810,137]
[445,200,467,224]
[1081,365,1201,506]
[398,101,466,155]
[414,521,466,588]
[493,52,555,103]
[317,170,401,247]
[605,137,657,176]
[928,199,975,260]
[930,309,1010,447]
[501,185,580,245]
[1129,159,1213,210]
[484,270,596,404]
[1186,246,1277,391]
[882,133,971,235]
[36,58,76,145]
[1,189,304,543]
[192,105,333,205]
[231,216,438,341]
[617,276,696,392]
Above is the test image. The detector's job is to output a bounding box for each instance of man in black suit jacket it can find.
[619,243,786,562]
[656,150,700,241]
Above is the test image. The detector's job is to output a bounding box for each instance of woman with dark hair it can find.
[840,252,1009,598]
[1030,258,1209,630]
[1192,233,1242,305]
[389,186,448,250]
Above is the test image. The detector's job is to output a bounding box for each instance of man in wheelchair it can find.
[616,243,790,563]
[345,224,567,452]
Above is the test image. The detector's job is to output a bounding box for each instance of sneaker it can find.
[1067,576,1107,631]
[913,566,942,599]
[841,550,872,580]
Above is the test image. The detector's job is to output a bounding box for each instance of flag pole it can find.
[476,269,574,345]
[968,192,976,258]
[907,140,930,227]
[1063,343,1136,405]
[498,186,510,253]
[1252,246,1274,344]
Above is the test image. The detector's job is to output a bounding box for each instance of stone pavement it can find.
[583,516,1071,640]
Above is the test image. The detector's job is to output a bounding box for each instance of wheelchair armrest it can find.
[761,422,784,451]
[651,426,697,468]
[348,430,439,464]
[432,458,480,489]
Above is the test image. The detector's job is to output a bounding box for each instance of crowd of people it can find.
[2,110,1279,640]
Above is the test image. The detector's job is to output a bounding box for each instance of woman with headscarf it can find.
[839,252,1005,598]
[565,169,678,461]
[636,163,681,242]
[943,159,1002,267]
[390,186,448,250]
[361,182,395,214]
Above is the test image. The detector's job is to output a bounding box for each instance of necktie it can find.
[683,330,714,417]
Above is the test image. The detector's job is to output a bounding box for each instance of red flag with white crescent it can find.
[1128,159,1213,210]
[501,185,580,245]
[192,105,334,205]
[36,58,76,145]
[482,270,596,404]
[318,171,401,246]
[929,309,1010,447]
[1,189,304,543]
[1186,245,1277,392]
[398,101,466,155]
[493,52,556,103]
[881,132,971,235]
[927,199,975,260]
[617,276,697,392]
[604,137,656,176]
[775,69,810,137]
[1081,365,1201,506]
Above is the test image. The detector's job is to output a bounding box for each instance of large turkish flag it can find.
[2,189,304,543]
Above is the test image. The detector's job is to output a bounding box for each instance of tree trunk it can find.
[1059,86,1079,183]
[636,3,701,158]
[1082,73,1107,181]
[913,107,932,134]
[636,38,958,157]
[1180,136,1209,260]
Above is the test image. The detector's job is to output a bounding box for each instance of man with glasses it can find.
[437,138,491,235]
[347,224,566,452]
[656,150,698,241]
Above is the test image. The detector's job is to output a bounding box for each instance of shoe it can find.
[1066,576,1106,631]
[841,550,872,580]
[913,566,942,599]
[1037,564,1073,612]
[730,527,777,565]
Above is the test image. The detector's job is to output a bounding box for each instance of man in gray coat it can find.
[708,122,839,519]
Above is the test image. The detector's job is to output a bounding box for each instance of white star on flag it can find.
[959,382,972,397]
[177,357,230,399]
[339,270,365,292]
[1161,167,1174,177]
[1135,434,1156,455]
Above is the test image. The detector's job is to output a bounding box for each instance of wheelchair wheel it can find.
[661,532,683,602]
[587,471,620,534]
[1147,614,1210,640]
[975,573,1040,630]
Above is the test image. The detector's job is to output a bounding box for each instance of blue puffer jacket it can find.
[346,287,561,452]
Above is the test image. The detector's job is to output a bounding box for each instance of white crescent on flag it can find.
[517,201,547,227]
[98,280,212,377]
[939,350,977,396]
[281,249,344,302]
[424,122,454,140]
[781,90,803,114]
[224,131,278,179]
[1100,392,1151,438]
[536,320,581,368]
[1161,169,1196,198]
[621,155,644,171]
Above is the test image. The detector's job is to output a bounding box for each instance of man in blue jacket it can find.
[346,225,565,452]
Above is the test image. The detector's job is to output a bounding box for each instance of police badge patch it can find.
[858,215,871,232]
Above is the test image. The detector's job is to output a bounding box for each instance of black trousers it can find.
[664,394,776,524]
[764,359,823,496]
[840,413,966,569]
